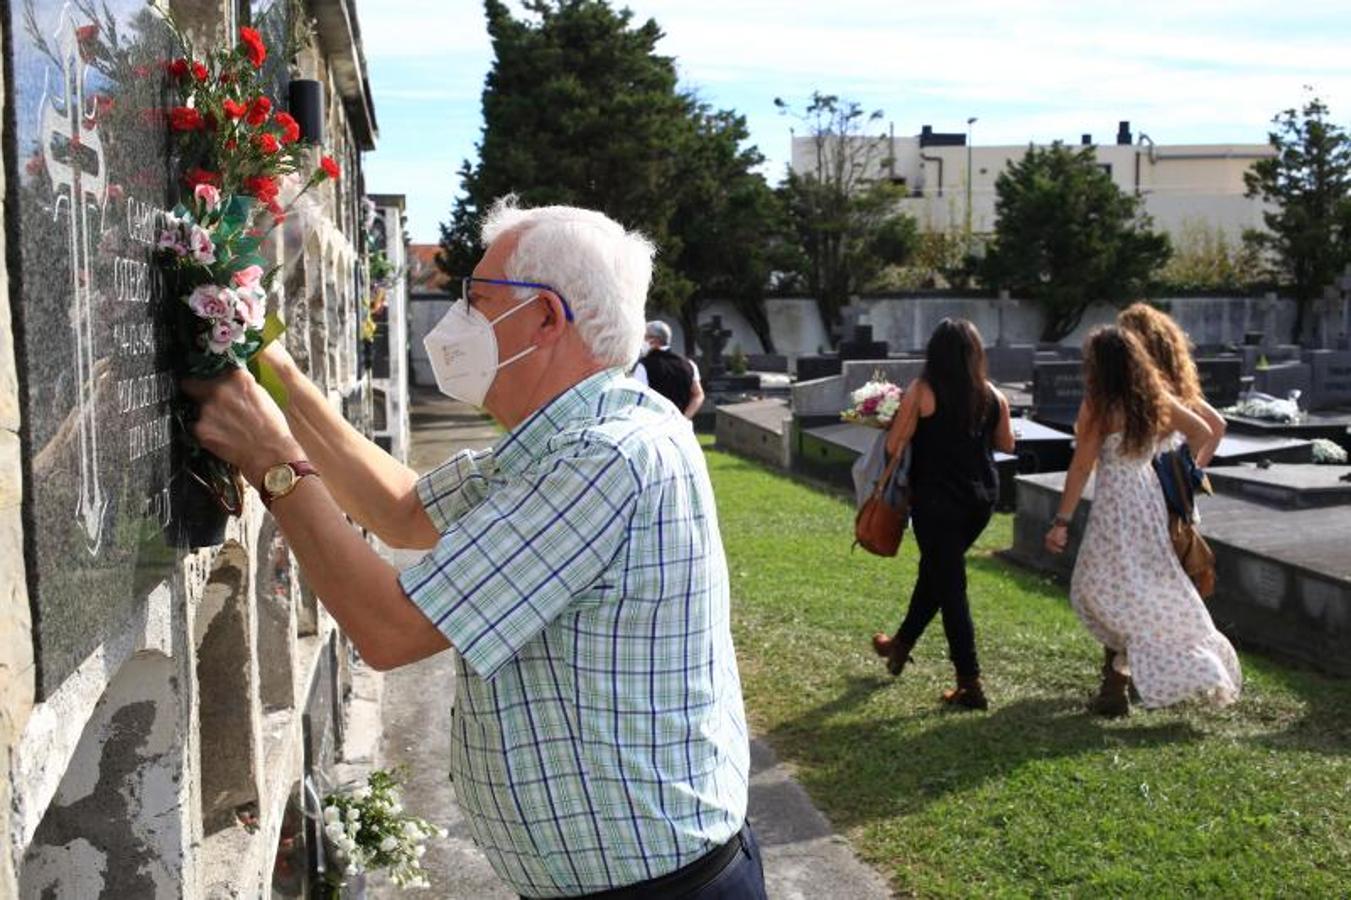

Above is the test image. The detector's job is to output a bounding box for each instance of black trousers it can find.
[896,502,993,678]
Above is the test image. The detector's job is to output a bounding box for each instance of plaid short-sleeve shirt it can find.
[398,370,749,898]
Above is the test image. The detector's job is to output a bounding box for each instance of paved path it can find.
[374,389,891,899]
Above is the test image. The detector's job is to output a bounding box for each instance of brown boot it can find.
[871,632,915,677]
[942,674,989,711]
[1090,647,1130,718]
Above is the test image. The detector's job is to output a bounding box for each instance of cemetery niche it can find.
[7,0,204,696]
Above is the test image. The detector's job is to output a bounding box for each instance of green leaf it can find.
[249,355,290,408]
[260,311,287,345]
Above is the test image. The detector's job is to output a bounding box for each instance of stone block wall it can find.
[2,2,383,895]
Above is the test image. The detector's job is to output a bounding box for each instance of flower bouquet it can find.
[842,376,904,428]
[157,16,340,516]
[320,768,447,895]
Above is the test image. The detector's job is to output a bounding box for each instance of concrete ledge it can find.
[715,399,793,470]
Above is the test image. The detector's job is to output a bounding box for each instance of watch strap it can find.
[260,460,318,508]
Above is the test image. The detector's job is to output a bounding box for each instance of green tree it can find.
[774,92,918,335]
[665,104,782,354]
[439,0,781,344]
[438,0,689,307]
[982,142,1171,343]
[1243,95,1351,343]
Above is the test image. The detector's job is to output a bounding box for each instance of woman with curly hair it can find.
[1117,302,1226,466]
[1046,327,1241,716]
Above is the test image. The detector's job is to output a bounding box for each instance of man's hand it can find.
[181,367,304,487]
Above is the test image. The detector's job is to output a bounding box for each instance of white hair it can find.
[480,196,654,368]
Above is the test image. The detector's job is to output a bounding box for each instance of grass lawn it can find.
[704,444,1351,898]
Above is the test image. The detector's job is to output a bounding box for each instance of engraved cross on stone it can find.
[41,6,109,552]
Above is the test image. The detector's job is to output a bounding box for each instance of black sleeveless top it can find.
[909,384,999,513]
[639,348,695,411]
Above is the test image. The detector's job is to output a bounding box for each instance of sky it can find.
[357,0,1351,243]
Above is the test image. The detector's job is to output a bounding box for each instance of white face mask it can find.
[423,295,539,406]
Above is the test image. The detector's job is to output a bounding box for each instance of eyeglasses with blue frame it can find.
[460,276,575,323]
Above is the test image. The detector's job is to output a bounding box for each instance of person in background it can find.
[1046,327,1241,717]
[1117,302,1226,467]
[633,320,705,419]
[871,318,1015,711]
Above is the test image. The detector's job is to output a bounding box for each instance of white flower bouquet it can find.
[1312,438,1348,464]
[321,768,447,893]
[842,377,903,429]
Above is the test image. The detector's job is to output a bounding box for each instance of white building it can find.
[790,121,1275,241]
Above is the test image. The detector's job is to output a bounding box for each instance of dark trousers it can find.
[896,503,992,678]
[526,824,767,900]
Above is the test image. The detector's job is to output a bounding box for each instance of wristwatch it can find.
[259,460,318,508]
[1050,514,1071,528]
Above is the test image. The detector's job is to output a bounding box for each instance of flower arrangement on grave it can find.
[319,768,447,894]
[155,16,341,510]
[1312,438,1349,465]
[842,374,904,428]
[1224,390,1304,424]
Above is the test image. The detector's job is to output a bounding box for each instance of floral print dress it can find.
[1070,433,1242,708]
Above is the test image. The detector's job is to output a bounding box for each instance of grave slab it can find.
[6,2,201,696]
[1207,464,1351,509]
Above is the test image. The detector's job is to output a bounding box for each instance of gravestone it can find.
[1196,357,1243,407]
[1305,349,1351,410]
[1255,363,1312,402]
[5,2,215,696]
[1031,361,1083,427]
[794,354,842,382]
[986,343,1036,383]
[696,315,731,377]
[838,324,889,361]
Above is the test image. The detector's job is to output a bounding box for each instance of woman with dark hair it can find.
[871,318,1015,710]
[1046,327,1241,716]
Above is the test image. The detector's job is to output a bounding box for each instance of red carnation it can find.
[184,167,222,188]
[274,112,301,145]
[75,24,98,61]
[106,184,125,201]
[224,139,238,151]
[168,106,204,132]
[266,199,287,223]
[245,96,272,127]
[192,61,209,83]
[256,133,280,154]
[238,27,267,69]
[167,58,189,80]
[94,95,115,115]
[320,155,341,181]
[244,175,279,204]
[223,99,247,120]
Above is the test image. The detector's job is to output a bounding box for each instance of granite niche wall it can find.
[2,0,379,896]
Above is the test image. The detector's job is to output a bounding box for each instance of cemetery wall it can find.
[2,2,384,896]
[625,295,1315,371]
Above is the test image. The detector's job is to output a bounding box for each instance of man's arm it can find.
[182,367,449,669]
[683,378,704,419]
[266,345,440,550]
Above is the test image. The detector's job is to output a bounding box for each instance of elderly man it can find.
[184,199,763,899]
[632,320,705,420]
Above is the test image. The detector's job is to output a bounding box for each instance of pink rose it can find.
[157,229,186,255]
[232,264,264,291]
[188,284,232,321]
[194,183,221,211]
[189,225,215,265]
[207,318,244,354]
[234,289,265,329]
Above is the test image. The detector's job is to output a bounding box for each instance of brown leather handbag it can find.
[854,445,911,557]
[1169,514,1216,599]
[1156,447,1216,599]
